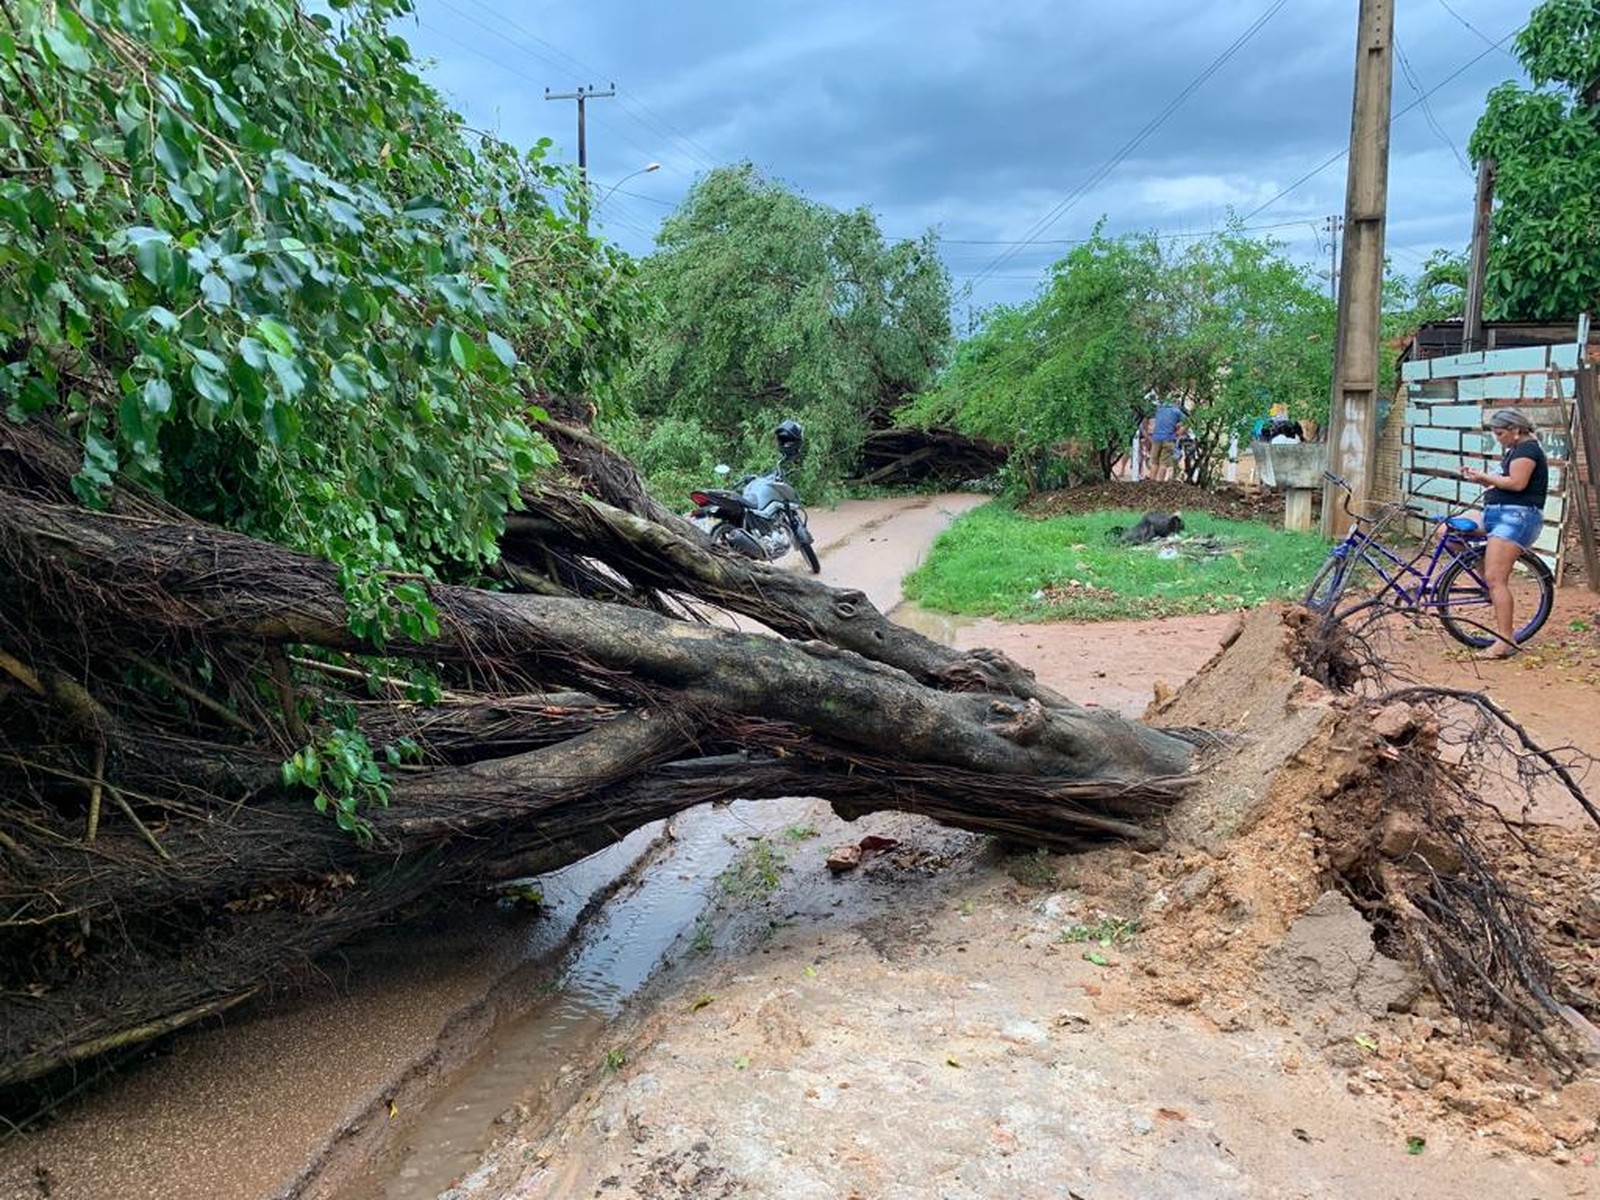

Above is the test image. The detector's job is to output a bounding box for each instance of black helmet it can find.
[775,419,804,457]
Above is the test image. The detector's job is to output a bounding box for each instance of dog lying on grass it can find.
[1108,511,1185,545]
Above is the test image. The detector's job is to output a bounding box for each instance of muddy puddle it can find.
[327,797,819,1200]
[886,600,975,645]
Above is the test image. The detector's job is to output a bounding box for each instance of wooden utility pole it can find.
[544,83,616,230]
[1461,158,1497,354]
[1323,0,1395,537]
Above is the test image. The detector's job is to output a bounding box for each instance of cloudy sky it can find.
[395,0,1536,315]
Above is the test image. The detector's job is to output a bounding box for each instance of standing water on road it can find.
[332,797,818,1200]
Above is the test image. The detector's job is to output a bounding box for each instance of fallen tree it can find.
[0,418,1196,1087]
[0,0,1196,1089]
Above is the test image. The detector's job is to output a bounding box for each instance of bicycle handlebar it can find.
[1320,469,1358,520]
[1320,470,1479,532]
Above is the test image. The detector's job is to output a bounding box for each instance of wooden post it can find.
[1284,488,1316,533]
[1571,366,1600,592]
[1461,158,1496,355]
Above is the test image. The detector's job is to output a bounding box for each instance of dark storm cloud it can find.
[403,0,1534,308]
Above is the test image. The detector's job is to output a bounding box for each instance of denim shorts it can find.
[1483,503,1543,548]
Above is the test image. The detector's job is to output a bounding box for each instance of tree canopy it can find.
[617,164,953,494]
[1469,0,1600,321]
[0,0,640,594]
[900,225,1335,490]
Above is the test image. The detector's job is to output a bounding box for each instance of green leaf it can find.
[199,272,231,309]
[124,225,171,247]
[218,254,256,284]
[277,236,315,268]
[190,364,230,415]
[153,134,187,181]
[448,330,476,370]
[134,240,174,287]
[18,375,54,414]
[265,351,305,399]
[402,196,447,221]
[41,23,94,73]
[331,361,367,400]
[142,376,173,417]
[255,317,295,355]
[238,336,267,370]
[487,331,518,367]
[264,397,301,447]
[141,306,181,333]
[82,429,118,484]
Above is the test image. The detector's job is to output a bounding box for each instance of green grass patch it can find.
[902,502,1328,621]
[717,841,786,898]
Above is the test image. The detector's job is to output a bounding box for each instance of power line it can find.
[429,0,586,77]
[415,18,676,178]
[937,218,1320,248]
[608,186,676,207]
[1240,26,1518,224]
[1395,34,1472,177]
[1435,0,1520,58]
[420,0,723,175]
[969,0,1290,288]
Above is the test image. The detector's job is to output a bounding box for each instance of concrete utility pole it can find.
[1461,157,1497,354]
[544,83,616,229]
[1325,215,1343,303]
[1322,0,1395,538]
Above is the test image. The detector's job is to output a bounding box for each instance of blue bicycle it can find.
[1303,471,1556,650]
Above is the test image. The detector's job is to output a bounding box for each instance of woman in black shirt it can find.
[1460,408,1548,659]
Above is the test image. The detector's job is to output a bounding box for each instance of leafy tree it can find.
[1378,250,1468,400]
[1162,233,1336,484]
[1400,249,1469,328]
[900,229,1163,490]
[1469,0,1600,320]
[903,224,1334,490]
[0,0,639,596]
[620,164,953,494]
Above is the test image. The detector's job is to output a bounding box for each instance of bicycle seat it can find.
[1442,516,1479,533]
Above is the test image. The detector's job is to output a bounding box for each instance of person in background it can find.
[1267,416,1304,443]
[1459,408,1547,660]
[1147,400,1186,482]
[1134,415,1154,480]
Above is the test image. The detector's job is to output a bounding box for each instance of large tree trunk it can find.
[0,418,1193,1087]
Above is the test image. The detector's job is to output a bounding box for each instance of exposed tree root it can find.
[1288,604,1600,1072]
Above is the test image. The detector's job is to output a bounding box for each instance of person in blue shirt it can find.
[1147,401,1187,482]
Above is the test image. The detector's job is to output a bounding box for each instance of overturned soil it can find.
[3,494,1597,1200]
[1019,479,1291,526]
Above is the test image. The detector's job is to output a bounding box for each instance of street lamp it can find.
[592,162,661,217]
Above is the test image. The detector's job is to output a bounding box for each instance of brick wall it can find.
[1372,388,1406,507]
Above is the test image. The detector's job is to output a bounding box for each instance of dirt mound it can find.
[1126,604,1600,1153]
[1020,480,1287,524]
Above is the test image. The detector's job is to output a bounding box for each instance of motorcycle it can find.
[689,419,821,574]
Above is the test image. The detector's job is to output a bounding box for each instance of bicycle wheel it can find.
[1435,546,1555,649]
[1301,553,1352,614]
